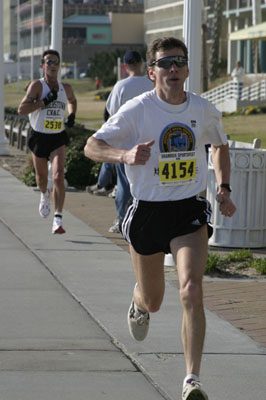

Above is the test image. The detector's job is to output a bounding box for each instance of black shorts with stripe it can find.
[28,129,69,159]
[121,196,213,255]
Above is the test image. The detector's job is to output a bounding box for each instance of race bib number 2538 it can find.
[158,151,197,185]
[44,119,63,131]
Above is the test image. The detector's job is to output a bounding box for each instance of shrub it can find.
[64,124,101,188]
[65,149,95,189]
[21,155,36,186]
[22,164,36,186]
[4,106,18,115]
[94,90,111,101]
[223,103,266,117]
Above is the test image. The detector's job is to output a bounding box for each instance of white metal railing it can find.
[201,79,266,106]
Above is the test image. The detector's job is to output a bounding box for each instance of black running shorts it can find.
[28,129,69,158]
[121,196,213,255]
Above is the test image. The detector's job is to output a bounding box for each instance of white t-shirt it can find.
[106,76,154,116]
[231,67,245,83]
[29,78,68,134]
[94,90,227,202]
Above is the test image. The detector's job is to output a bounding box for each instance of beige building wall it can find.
[111,13,145,44]
[144,0,184,47]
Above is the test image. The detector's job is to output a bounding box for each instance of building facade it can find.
[144,0,184,46]
[205,0,266,74]
[144,0,266,77]
[62,13,144,68]
[3,0,17,61]
[4,0,144,79]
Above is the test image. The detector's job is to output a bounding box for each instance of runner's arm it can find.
[18,81,45,115]
[63,83,77,115]
[211,143,231,187]
[84,136,154,165]
[211,143,236,217]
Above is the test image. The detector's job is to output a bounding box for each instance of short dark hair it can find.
[147,37,188,67]
[123,50,141,65]
[41,49,60,64]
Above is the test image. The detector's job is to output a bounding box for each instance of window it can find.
[92,33,106,40]
[239,0,248,7]
[63,27,86,39]
[229,0,237,9]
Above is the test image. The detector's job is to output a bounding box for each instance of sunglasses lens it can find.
[156,57,187,69]
[175,61,187,67]
[157,59,172,69]
[46,60,59,65]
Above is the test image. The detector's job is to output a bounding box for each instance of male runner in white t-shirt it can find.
[84,37,236,400]
[18,49,77,234]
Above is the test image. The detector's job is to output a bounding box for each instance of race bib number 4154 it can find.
[159,151,196,185]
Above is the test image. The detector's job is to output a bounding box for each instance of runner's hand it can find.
[216,193,236,217]
[66,113,75,128]
[43,89,57,106]
[122,140,155,165]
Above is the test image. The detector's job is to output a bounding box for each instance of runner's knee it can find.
[179,281,203,310]
[142,294,164,313]
[52,169,64,186]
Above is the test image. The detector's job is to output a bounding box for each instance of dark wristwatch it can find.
[218,183,232,192]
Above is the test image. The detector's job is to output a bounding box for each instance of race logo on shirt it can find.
[159,122,195,152]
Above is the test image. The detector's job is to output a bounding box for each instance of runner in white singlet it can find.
[18,49,77,234]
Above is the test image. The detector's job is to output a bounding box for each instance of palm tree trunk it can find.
[209,0,223,81]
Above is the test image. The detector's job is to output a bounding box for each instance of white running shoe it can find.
[108,220,120,233]
[93,187,113,196]
[127,299,150,341]
[52,215,66,234]
[87,184,99,193]
[108,185,117,198]
[39,189,51,218]
[182,380,208,400]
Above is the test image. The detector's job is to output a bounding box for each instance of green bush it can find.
[22,164,36,186]
[94,90,111,101]
[65,149,94,189]
[65,123,101,188]
[4,106,18,115]
[223,103,266,117]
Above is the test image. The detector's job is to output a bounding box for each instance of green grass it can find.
[249,258,266,274]
[206,249,266,276]
[224,249,253,263]
[206,253,223,274]
[222,114,266,148]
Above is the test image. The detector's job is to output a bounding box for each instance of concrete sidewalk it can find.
[0,166,266,400]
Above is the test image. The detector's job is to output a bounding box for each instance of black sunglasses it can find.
[45,60,60,66]
[150,55,188,69]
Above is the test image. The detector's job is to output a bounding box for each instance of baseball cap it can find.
[123,50,141,64]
